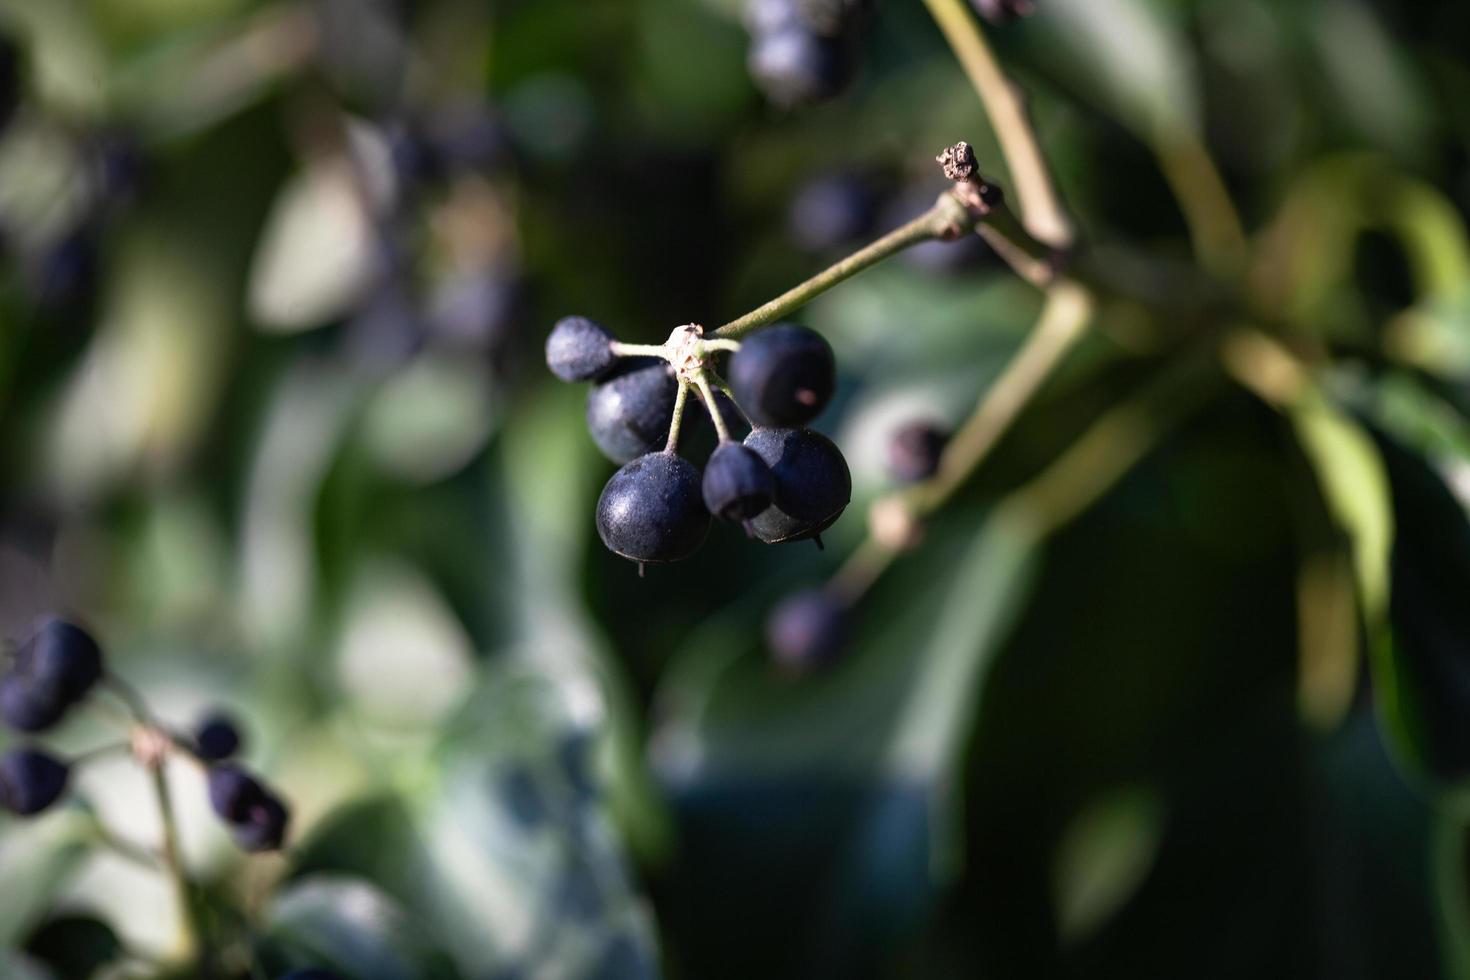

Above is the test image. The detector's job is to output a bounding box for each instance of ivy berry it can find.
[703,442,775,523]
[728,324,835,427]
[596,451,711,565]
[586,358,679,463]
[546,315,617,382]
[888,421,949,484]
[767,589,850,672]
[0,747,70,816]
[193,711,244,761]
[207,764,291,852]
[743,427,852,544]
[1,618,104,733]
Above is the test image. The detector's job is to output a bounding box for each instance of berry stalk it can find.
[713,193,971,338]
[104,674,213,973]
[920,0,1073,248]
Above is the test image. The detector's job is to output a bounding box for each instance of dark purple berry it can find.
[231,793,290,852]
[596,451,710,564]
[207,765,289,852]
[0,748,69,816]
[208,764,262,822]
[586,358,678,463]
[888,421,949,483]
[547,316,617,382]
[787,173,876,252]
[729,324,835,428]
[743,427,852,544]
[767,589,849,671]
[702,443,775,522]
[747,26,853,108]
[0,675,65,733]
[193,712,243,761]
[2,618,104,732]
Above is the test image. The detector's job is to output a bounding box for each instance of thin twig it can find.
[1153,130,1247,278]
[714,202,961,338]
[909,280,1093,514]
[920,0,1074,248]
[694,376,732,443]
[665,383,690,453]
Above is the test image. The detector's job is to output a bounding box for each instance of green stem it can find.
[1153,129,1247,278]
[608,341,673,361]
[714,203,958,338]
[921,0,1074,247]
[150,758,212,975]
[665,383,690,453]
[694,377,732,443]
[1006,340,1222,535]
[909,280,1092,514]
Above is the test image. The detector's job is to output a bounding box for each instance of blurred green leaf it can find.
[263,875,457,980]
[0,810,91,948]
[1051,785,1165,945]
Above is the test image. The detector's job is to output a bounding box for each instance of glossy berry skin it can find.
[703,443,775,522]
[0,748,69,816]
[767,590,849,672]
[596,452,710,564]
[586,358,678,464]
[747,26,853,109]
[728,324,835,428]
[207,765,290,852]
[788,173,876,253]
[193,712,243,761]
[888,421,949,484]
[547,316,617,382]
[743,427,851,543]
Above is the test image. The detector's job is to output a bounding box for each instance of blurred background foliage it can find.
[0,0,1469,977]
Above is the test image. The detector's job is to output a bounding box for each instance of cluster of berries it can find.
[547,318,851,568]
[744,0,875,108]
[0,29,143,318]
[0,617,290,852]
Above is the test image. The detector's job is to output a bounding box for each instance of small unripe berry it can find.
[767,590,849,671]
[728,324,835,428]
[193,712,244,761]
[596,452,711,564]
[0,747,69,816]
[702,443,775,522]
[743,427,851,543]
[888,421,949,484]
[547,316,617,382]
[586,358,678,463]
